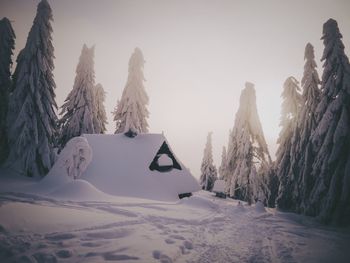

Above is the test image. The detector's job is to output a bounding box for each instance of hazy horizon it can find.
[1,0,349,178]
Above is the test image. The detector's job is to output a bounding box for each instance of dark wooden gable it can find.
[149,141,182,172]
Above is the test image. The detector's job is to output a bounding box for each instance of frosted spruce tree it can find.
[200,132,217,191]
[275,77,302,209]
[223,129,234,193]
[6,0,58,177]
[59,45,96,148]
[93,83,108,134]
[0,18,15,164]
[226,83,271,204]
[113,48,149,137]
[306,19,350,224]
[218,146,227,180]
[293,43,321,212]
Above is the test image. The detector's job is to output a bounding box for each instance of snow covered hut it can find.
[212,180,226,198]
[46,133,200,201]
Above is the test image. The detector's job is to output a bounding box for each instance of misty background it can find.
[0,0,349,178]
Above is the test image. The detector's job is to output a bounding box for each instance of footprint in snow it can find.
[152,250,162,259]
[179,240,194,255]
[80,241,104,247]
[84,250,139,261]
[179,245,187,255]
[183,240,193,250]
[152,250,173,263]
[169,234,185,240]
[159,254,173,263]
[103,253,139,261]
[45,233,76,241]
[165,238,176,244]
[56,249,73,259]
[86,228,131,240]
[32,252,57,263]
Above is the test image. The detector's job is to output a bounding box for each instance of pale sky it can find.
[1,0,349,178]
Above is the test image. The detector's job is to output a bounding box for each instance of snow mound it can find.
[43,136,92,182]
[57,136,92,179]
[21,168,73,195]
[180,195,219,210]
[23,137,92,196]
[49,179,112,201]
[255,201,266,213]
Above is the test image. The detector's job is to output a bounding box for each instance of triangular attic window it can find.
[149,141,182,172]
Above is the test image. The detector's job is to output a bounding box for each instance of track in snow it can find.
[0,192,349,263]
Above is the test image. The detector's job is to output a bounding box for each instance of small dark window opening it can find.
[149,141,182,172]
[124,129,138,138]
[179,193,192,199]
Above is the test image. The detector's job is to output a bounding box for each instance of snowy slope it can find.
[0,190,349,263]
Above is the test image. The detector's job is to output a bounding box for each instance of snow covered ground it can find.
[1,182,350,263]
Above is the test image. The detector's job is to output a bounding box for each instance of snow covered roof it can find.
[77,133,199,201]
[212,180,226,193]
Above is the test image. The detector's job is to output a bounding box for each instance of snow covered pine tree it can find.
[226,82,271,204]
[93,83,108,134]
[218,146,227,180]
[59,45,96,148]
[200,132,218,191]
[292,43,321,213]
[6,0,57,177]
[113,48,149,137]
[0,18,15,164]
[306,19,350,225]
[275,77,302,209]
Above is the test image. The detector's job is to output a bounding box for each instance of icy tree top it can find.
[128,47,145,77]
[237,82,269,155]
[301,43,320,115]
[230,82,271,165]
[281,77,302,122]
[320,18,350,97]
[203,132,214,164]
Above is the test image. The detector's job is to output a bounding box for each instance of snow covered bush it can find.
[56,137,92,179]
